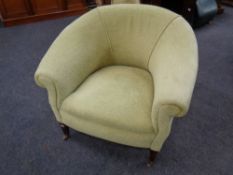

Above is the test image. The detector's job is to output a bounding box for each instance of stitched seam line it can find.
[146,15,181,69]
[96,8,113,56]
[37,75,62,121]
[150,104,177,150]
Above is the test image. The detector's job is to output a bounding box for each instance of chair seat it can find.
[60,66,154,134]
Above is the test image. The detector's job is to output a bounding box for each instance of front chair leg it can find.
[147,150,158,167]
[59,123,70,140]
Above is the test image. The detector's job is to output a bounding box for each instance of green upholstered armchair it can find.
[35,4,198,165]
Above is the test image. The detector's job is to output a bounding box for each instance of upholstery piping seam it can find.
[96,8,114,57]
[38,75,62,121]
[61,109,154,134]
[150,104,181,150]
[146,15,181,69]
[50,80,63,122]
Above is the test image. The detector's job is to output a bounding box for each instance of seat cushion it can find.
[60,66,154,133]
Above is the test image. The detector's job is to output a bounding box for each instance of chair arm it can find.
[148,17,198,150]
[34,10,111,121]
[147,17,198,140]
[149,16,198,118]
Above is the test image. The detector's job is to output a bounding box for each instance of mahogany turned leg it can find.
[147,150,158,167]
[59,123,70,140]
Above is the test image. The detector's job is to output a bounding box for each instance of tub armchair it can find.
[35,5,198,165]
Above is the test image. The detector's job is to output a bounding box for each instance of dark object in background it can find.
[222,0,233,6]
[195,0,218,27]
[217,0,225,14]
[142,0,218,28]
[161,0,196,26]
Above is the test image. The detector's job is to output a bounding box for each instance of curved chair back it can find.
[96,5,179,69]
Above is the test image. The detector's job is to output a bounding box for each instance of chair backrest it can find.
[96,5,179,69]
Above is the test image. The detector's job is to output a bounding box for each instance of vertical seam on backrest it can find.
[96,8,114,57]
[146,16,181,69]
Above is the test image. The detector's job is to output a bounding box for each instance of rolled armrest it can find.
[149,16,198,122]
[148,17,198,150]
[34,9,111,121]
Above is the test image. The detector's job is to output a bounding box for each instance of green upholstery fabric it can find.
[60,66,155,148]
[60,66,154,133]
[35,5,198,151]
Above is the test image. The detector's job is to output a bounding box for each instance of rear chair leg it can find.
[59,123,70,140]
[147,150,158,167]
